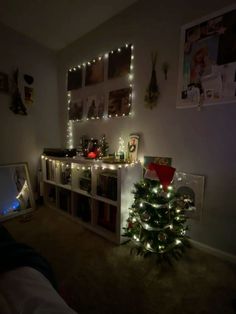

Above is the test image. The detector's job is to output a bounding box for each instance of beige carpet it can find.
[3,206,236,314]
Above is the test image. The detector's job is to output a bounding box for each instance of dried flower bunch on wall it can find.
[144,52,159,109]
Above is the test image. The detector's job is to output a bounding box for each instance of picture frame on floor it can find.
[0,162,35,221]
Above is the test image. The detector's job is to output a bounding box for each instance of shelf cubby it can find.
[42,156,142,244]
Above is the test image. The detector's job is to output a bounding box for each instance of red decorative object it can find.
[87,151,96,159]
[148,163,176,191]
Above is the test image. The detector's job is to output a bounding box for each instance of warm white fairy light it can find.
[67,120,73,149]
[133,235,140,242]
[175,239,181,245]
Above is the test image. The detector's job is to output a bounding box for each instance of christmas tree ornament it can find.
[158,232,167,242]
[141,211,150,222]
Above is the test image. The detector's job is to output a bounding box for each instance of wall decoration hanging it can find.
[173,172,205,220]
[177,4,236,109]
[144,52,159,109]
[10,69,27,115]
[23,73,34,105]
[0,72,9,93]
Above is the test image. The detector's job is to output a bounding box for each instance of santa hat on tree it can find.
[145,163,176,191]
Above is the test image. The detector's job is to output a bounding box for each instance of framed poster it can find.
[177,4,236,108]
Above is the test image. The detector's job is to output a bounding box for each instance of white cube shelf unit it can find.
[41,156,142,244]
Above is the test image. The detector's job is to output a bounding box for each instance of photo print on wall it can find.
[66,43,134,122]
[86,96,97,119]
[108,87,131,117]
[69,99,84,121]
[67,67,82,91]
[108,44,132,79]
[177,4,236,108]
[85,59,104,86]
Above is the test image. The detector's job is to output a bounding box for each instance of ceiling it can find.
[0,0,137,51]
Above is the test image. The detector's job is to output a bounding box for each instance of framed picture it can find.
[85,59,104,86]
[177,4,236,108]
[0,163,35,221]
[173,172,205,220]
[67,68,82,91]
[108,44,132,79]
[68,99,84,121]
[0,72,9,93]
[108,87,131,116]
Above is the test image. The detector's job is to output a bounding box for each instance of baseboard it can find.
[190,239,236,264]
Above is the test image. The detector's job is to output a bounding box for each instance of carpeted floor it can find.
[3,206,236,314]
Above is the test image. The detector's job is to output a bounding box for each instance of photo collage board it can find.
[177,4,236,108]
[67,44,133,121]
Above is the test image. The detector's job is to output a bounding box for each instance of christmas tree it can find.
[99,134,109,157]
[123,163,191,262]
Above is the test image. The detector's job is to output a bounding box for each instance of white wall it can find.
[0,23,61,191]
[58,0,236,255]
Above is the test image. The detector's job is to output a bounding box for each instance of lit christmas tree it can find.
[99,134,109,158]
[124,163,191,262]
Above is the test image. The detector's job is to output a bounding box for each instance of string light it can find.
[67,120,73,149]
[67,43,134,122]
